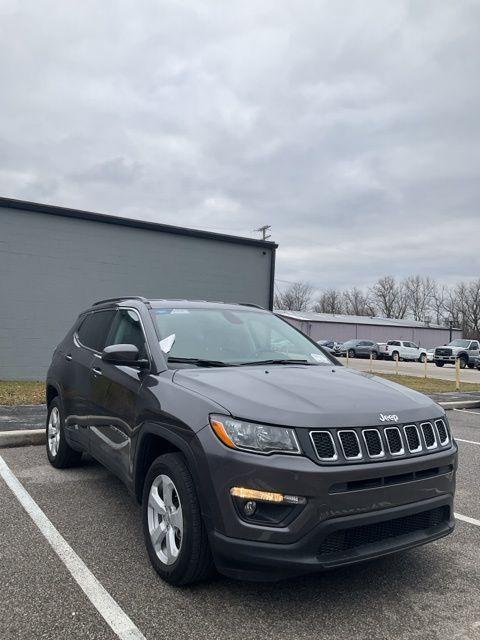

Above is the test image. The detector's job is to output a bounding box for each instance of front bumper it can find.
[194,426,457,580]
[211,495,454,580]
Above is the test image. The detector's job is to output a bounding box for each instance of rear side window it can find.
[77,310,116,352]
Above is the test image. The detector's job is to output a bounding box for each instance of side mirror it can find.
[102,344,149,368]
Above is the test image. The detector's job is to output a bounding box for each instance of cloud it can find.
[0,0,479,291]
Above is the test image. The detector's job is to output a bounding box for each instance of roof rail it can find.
[92,296,150,307]
[238,302,265,310]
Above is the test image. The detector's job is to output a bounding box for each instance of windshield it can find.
[153,308,332,365]
[448,340,471,348]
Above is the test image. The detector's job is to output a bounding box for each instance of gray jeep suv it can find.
[46,297,457,585]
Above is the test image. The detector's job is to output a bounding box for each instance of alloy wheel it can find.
[147,474,183,565]
[47,406,61,457]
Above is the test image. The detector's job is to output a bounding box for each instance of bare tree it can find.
[274,281,313,311]
[314,289,344,314]
[343,287,375,316]
[430,283,447,325]
[369,276,408,318]
[461,279,480,338]
[403,275,436,321]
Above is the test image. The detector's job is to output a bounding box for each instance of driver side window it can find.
[105,309,147,359]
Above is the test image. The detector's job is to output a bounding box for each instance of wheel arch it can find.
[134,423,212,526]
[46,382,61,407]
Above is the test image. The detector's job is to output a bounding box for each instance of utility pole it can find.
[254,225,271,241]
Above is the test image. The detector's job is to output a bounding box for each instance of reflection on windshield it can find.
[449,340,470,348]
[153,308,332,366]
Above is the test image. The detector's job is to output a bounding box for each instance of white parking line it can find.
[456,438,480,446]
[454,408,480,416]
[455,513,480,528]
[0,455,146,640]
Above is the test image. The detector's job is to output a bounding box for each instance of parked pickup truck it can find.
[434,339,480,369]
[379,340,428,362]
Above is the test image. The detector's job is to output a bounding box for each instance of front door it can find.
[89,308,150,482]
[63,309,116,450]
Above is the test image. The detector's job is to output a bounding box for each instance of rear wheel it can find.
[371,351,378,360]
[419,354,426,363]
[348,349,355,358]
[142,453,214,586]
[46,398,82,468]
[459,356,468,369]
[391,351,400,362]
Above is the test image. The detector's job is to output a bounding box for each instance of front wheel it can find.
[435,361,444,367]
[459,357,467,369]
[419,354,427,363]
[371,351,378,360]
[46,398,82,468]
[142,453,214,586]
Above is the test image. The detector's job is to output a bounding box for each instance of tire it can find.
[419,354,426,363]
[459,356,467,369]
[142,453,214,586]
[391,351,400,362]
[435,362,444,367]
[46,397,82,468]
[467,363,474,369]
[348,349,355,358]
[371,351,378,360]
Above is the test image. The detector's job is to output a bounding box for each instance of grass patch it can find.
[0,381,45,405]
[373,373,480,393]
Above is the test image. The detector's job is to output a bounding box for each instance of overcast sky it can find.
[1,0,479,293]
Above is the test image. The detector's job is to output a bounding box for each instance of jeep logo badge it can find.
[379,413,398,422]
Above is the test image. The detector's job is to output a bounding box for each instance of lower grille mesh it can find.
[318,506,449,557]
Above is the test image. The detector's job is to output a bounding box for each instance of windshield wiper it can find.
[167,357,230,367]
[236,359,316,366]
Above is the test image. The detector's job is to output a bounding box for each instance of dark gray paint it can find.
[0,204,275,379]
[46,298,457,582]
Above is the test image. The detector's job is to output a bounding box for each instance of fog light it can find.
[244,500,257,516]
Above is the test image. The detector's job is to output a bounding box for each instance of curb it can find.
[438,400,480,410]
[0,429,45,448]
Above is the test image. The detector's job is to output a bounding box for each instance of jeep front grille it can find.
[310,431,337,460]
[384,427,404,455]
[310,419,451,464]
[338,430,362,459]
[421,422,437,449]
[362,429,384,458]
[435,419,449,445]
[404,425,422,453]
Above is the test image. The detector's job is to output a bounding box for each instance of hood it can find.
[173,365,442,428]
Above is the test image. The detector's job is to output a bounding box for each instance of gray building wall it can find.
[0,203,275,379]
[281,317,461,349]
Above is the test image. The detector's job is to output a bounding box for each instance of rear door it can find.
[63,309,116,449]
[88,308,150,482]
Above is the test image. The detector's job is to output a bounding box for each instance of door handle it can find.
[92,367,102,376]
[65,354,72,361]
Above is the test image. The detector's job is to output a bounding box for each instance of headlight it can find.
[210,415,301,454]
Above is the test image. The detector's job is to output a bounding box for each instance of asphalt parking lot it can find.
[339,356,480,382]
[1,411,480,640]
